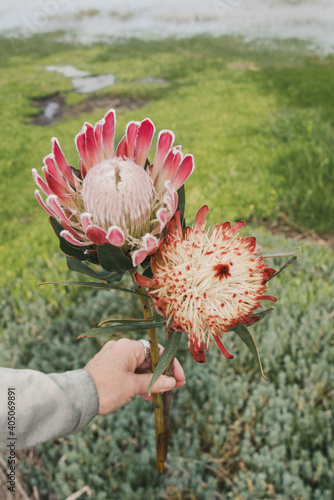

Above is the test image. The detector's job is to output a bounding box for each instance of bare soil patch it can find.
[260,216,334,249]
[31,93,148,126]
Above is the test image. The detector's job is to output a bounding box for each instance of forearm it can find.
[0,367,98,451]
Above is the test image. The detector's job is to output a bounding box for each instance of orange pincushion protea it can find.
[135,206,276,362]
[32,109,194,266]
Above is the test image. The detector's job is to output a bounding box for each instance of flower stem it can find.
[137,287,166,473]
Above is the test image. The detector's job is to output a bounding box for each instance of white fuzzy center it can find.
[81,158,156,237]
[154,227,266,346]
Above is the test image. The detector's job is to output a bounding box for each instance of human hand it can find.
[84,338,186,415]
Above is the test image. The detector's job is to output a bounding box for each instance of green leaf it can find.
[49,217,90,261]
[147,330,183,396]
[267,256,299,281]
[39,281,146,296]
[142,265,154,279]
[99,316,162,327]
[66,255,104,280]
[97,270,124,283]
[78,320,166,339]
[247,308,274,325]
[98,244,134,273]
[177,184,186,229]
[261,247,302,258]
[232,324,268,381]
[66,256,125,283]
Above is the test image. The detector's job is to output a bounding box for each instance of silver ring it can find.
[139,339,151,360]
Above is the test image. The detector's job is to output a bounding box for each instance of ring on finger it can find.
[139,339,151,361]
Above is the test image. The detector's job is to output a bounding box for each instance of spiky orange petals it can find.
[165,210,182,239]
[263,267,276,282]
[189,341,207,363]
[135,206,276,363]
[134,271,154,288]
[195,205,209,231]
[151,250,165,274]
[213,335,234,359]
[260,295,277,302]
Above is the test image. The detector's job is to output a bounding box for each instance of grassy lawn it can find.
[1,34,333,299]
[0,33,333,499]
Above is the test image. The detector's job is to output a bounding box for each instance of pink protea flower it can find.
[32,109,194,266]
[135,206,276,363]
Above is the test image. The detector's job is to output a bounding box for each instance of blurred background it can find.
[2,0,334,52]
[0,1,333,499]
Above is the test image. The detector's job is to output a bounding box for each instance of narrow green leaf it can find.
[39,281,146,296]
[267,256,299,281]
[148,330,183,396]
[177,184,186,229]
[246,308,274,325]
[98,244,134,273]
[99,316,163,326]
[66,255,104,281]
[49,217,89,261]
[232,324,268,381]
[97,270,124,283]
[78,320,166,339]
[261,247,302,258]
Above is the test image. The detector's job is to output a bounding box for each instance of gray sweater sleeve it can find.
[0,367,99,452]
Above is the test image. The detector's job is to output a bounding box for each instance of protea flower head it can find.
[32,109,194,266]
[135,206,276,363]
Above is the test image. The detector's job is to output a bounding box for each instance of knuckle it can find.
[105,340,116,349]
[117,338,133,348]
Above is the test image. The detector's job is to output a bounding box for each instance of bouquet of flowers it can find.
[33,108,301,472]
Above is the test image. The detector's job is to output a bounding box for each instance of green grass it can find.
[0,33,333,499]
[1,34,334,299]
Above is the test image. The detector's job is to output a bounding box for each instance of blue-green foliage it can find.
[1,232,333,499]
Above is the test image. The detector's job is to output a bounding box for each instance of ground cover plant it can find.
[1,235,333,499]
[0,33,333,499]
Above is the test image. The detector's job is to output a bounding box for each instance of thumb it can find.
[151,374,176,394]
[130,372,176,397]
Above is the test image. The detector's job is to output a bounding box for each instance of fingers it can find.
[172,356,186,387]
[136,341,186,390]
[128,371,176,400]
[136,342,162,371]
[84,338,186,416]
[137,344,184,375]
